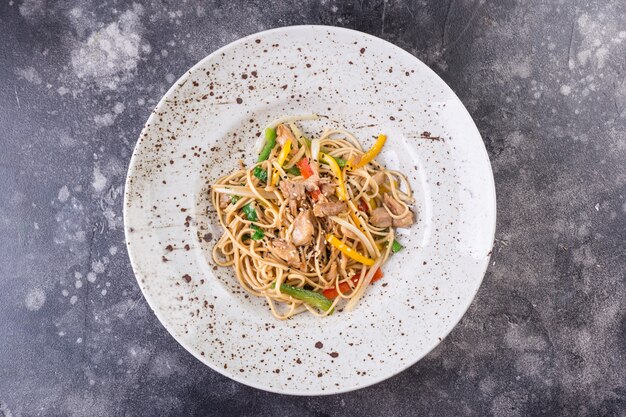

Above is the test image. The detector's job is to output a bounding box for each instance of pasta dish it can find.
[211,115,415,319]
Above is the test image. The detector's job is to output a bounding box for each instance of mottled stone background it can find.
[1,0,625,416]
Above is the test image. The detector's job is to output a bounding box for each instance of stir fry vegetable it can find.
[323,268,384,299]
[391,239,404,253]
[296,158,322,200]
[300,135,347,167]
[258,128,277,161]
[326,233,376,266]
[349,134,387,169]
[250,224,265,240]
[296,158,315,178]
[242,203,258,221]
[270,138,292,186]
[320,153,347,201]
[273,283,333,312]
[333,156,347,168]
[285,166,301,176]
[253,128,277,182]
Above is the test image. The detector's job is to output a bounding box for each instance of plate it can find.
[124,25,496,395]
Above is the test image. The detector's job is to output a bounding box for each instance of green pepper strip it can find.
[333,156,347,168]
[271,283,333,312]
[242,204,258,221]
[253,128,277,182]
[250,224,264,240]
[253,168,268,182]
[285,166,301,176]
[391,239,404,253]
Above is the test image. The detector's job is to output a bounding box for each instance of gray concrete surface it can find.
[1,0,625,415]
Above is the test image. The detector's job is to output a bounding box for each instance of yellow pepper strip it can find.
[326,233,375,266]
[270,139,292,186]
[349,134,387,169]
[320,152,347,200]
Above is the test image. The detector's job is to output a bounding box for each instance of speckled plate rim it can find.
[124,24,497,395]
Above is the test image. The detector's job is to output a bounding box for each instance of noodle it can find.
[211,117,415,319]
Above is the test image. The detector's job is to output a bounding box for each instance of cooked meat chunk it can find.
[369,207,392,227]
[383,193,403,215]
[276,124,297,147]
[302,174,321,192]
[383,193,414,228]
[392,212,414,227]
[279,179,306,201]
[288,199,298,218]
[219,193,231,209]
[319,181,336,197]
[270,239,301,267]
[313,201,348,217]
[291,209,315,246]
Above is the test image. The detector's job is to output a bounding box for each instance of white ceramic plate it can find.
[124,25,496,395]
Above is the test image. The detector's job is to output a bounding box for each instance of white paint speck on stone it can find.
[113,102,126,114]
[109,246,118,255]
[25,288,46,311]
[87,272,97,283]
[75,280,83,289]
[70,4,149,90]
[92,166,107,192]
[62,289,69,297]
[70,295,78,305]
[15,66,42,85]
[94,113,115,127]
[560,85,572,96]
[92,260,105,274]
[57,185,70,202]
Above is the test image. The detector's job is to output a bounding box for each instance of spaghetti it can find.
[211,115,415,319]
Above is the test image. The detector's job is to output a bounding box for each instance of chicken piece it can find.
[302,175,321,192]
[372,172,387,186]
[218,193,231,209]
[288,199,298,218]
[392,212,414,227]
[319,181,336,197]
[313,201,348,217]
[383,193,414,228]
[279,179,306,201]
[276,124,297,147]
[369,207,392,227]
[291,209,315,246]
[270,239,301,267]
